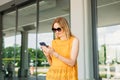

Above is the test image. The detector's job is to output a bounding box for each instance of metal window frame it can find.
[91,0,99,80]
[0,0,37,14]
[0,12,3,73]
[0,0,40,79]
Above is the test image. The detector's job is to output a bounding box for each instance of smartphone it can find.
[39,42,48,47]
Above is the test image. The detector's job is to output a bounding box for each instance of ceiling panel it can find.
[0,0,12,6]
[97,0,120,27]
[2,0,70,36]
[2,0,120,36]
[97,0,120,7]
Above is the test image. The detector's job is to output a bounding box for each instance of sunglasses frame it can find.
[52,27,62,32]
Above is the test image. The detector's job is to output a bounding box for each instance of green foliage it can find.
[2,45,47,67]
[28,48,47,66]
[99,44,106,64]
[100,74,114,78]
[28,48,36,59]
[2,46,20,58]
[100,74,107,78]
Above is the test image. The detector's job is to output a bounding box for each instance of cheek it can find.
[61,31,65,35]
[55,30,64,36]
[55,33,62,37]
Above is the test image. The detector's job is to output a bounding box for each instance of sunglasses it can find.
[52,27,62,32]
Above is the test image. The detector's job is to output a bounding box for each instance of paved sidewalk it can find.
[4,76,46,80]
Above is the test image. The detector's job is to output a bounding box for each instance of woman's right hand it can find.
[41,46,50,57]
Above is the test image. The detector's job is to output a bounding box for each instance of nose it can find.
[55,30,59,33]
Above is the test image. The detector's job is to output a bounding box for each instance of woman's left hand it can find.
[41,46,55,55]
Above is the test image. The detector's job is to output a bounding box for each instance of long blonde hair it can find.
[52,17,73,39]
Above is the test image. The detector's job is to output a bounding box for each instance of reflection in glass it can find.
[1,0,70,79]
[18,3,37,78]
[97,0,120,79]
[2,11,16,79]
[98,25,120,79]
[37,0,70,77]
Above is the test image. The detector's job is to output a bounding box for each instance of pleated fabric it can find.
[46,36,78,80]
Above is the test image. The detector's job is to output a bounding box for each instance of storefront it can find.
[0,0,120,80]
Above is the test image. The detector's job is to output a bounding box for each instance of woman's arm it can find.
[53,37,79,67]
[41,47,52,65]
[46,55,52,65]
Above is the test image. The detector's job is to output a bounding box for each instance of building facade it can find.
[0,0,120,80]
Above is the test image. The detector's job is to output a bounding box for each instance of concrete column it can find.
[19,31,29,79]
[70,0,94,80]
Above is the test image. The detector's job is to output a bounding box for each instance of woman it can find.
[41,17,79,80]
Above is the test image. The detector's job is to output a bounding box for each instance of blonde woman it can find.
[41,17,79,80]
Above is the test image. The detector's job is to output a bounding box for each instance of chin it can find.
[58,35,62,38]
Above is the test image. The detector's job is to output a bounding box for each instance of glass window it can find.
[18,3,37,78]
[97,0,120,79]
[38,0,70,76]
[1,0,70,79]
[2,11,17,78]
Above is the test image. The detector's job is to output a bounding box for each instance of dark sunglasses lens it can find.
[57,28,61,32]
[52,28,61,32]
[52,28,56,32]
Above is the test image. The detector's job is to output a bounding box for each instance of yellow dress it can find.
[46,37,78,80]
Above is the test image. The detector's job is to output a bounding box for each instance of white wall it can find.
[70,0,94,80]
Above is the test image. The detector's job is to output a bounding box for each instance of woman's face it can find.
[52,23,64,38]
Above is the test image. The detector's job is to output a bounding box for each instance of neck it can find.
[60,36,67,40]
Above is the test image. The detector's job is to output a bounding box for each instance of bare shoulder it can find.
[73,37,79,43]
[72,37,79,45]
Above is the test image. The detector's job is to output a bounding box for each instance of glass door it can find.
[17,3,37,79]
[37,0,70,78]
[1,0,70,80]
[2,11,17,79]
